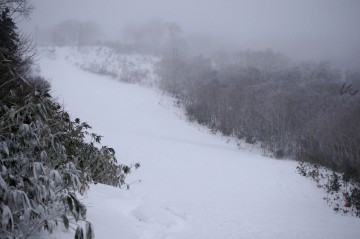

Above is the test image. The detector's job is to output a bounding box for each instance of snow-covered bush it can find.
[0,51,135,238]
[296,162,360,217]
[64,46,160,86]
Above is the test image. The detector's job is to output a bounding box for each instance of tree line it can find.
[156,50,360,182]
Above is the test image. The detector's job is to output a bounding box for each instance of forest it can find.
[156,50,360,182]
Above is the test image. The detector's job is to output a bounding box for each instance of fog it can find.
[21,0,360,69]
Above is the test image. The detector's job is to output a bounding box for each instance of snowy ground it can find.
[38,48,360,239]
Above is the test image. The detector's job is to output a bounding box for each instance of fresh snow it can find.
[38,47,360,239]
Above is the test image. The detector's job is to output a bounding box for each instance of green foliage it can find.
[0,7,19,62]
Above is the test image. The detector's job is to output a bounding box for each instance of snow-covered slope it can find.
[39,48,360,239]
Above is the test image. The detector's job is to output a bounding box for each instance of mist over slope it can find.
[24,0,360,70]
[39,47,360,239]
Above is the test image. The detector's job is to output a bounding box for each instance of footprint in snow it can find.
[131,205,186,238]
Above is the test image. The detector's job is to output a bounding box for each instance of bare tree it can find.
[0,0,33,20]
[157,49,360,181]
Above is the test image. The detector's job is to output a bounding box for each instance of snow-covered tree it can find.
[0,2,136,238]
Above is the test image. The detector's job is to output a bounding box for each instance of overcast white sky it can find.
[22,0,360,68]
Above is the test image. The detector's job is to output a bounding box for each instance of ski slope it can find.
[39,48,360,239]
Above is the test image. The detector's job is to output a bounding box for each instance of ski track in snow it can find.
[38,48,360,239]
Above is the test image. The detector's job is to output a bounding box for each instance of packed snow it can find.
[38,47,360,239]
